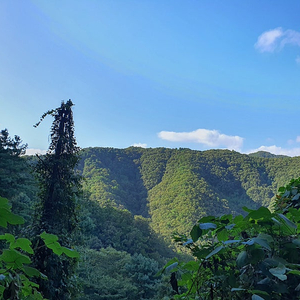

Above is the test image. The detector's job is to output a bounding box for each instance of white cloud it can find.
[255,27,284,52]
[255,28,300,61]
[296,136,300,143]
[25,148,47,156]
[131,143,147,148]
[158,129,243,151]
[248,145,300,157]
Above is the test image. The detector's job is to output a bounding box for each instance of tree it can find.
[0,129,27,199]
[33,100,81,299]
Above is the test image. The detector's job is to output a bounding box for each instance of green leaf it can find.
[236,251,248,268]
[46,241,63,255]
[23,266,41,277]
[223,239,240,245]
[199,222,217,230]
[205,245,224,259]
[288,270,300,276]
[231,288,245,292]
[0,249,31,269]
[183,239,193,246]
[217,229,229,241]
[252,238,271,251]
[269,263,287,281]
[190,225,202,242]
[278,213,297,229]
[62,247,79,258]
[12,238,34,254]
[248,207,272,220]
[165,262,178,273]
[40,232,59,243]
[0,233,15,243]
[252,294,265,300]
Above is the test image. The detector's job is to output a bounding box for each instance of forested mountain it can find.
[78,147,300,239]
[3,138,300,299]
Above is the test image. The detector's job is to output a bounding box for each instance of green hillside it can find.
[78,147,300,239]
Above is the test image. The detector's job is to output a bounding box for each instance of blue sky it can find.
[1,1,300,156]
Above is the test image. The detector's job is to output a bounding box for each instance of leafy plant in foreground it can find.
[0,196,79,299]
[163,178,300,300]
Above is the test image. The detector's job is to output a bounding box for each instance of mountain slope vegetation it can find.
[78,147,300,239]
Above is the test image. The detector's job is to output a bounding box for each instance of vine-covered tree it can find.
[33,100,81,299]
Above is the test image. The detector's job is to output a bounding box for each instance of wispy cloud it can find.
[131,143,147,148]
[255,28,300,61]
[158,129,243,151]
[255,27,284,52]
[296,56,300,64]
[25,148,47,156]
[248,145,300,157]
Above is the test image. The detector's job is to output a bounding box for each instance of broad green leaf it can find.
[269,263,287,281]
[252,294,265,300]
[248,207,272,220]
[252,238,271,251]
[13,238,34,254]
[190,225,202,242]
[46,241,63,255]
[23,266,41,277]
[217,229,229,241]
[243,206,255,213]
[288,270,300,276]
[225,224,235,230]
[236,251,248,268]
[257,233,273,243]
[292,239,300,246]
[62,247,79,258]
[40,232,59,243]
[199,222,217,230]
[0,233,15,243]
[205,245,224,259]
[0,249,31,269]
[183,239,193,246]
[278,213,297,229]
[165,262,178,273]
[223,239,240,245]
[231,288,245,292]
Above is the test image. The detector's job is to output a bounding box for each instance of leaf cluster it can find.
[163,179,300,299]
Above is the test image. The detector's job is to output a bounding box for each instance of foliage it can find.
[0,196,79,300]
[163,178,300,299]
[33,100,81,299]
[77,147,300,241]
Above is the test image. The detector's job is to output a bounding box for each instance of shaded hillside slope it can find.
[78,147,300,238]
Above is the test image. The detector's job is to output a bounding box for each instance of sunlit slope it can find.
[78,147,300,237]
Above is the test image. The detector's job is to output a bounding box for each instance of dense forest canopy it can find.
[2,125,300,299]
